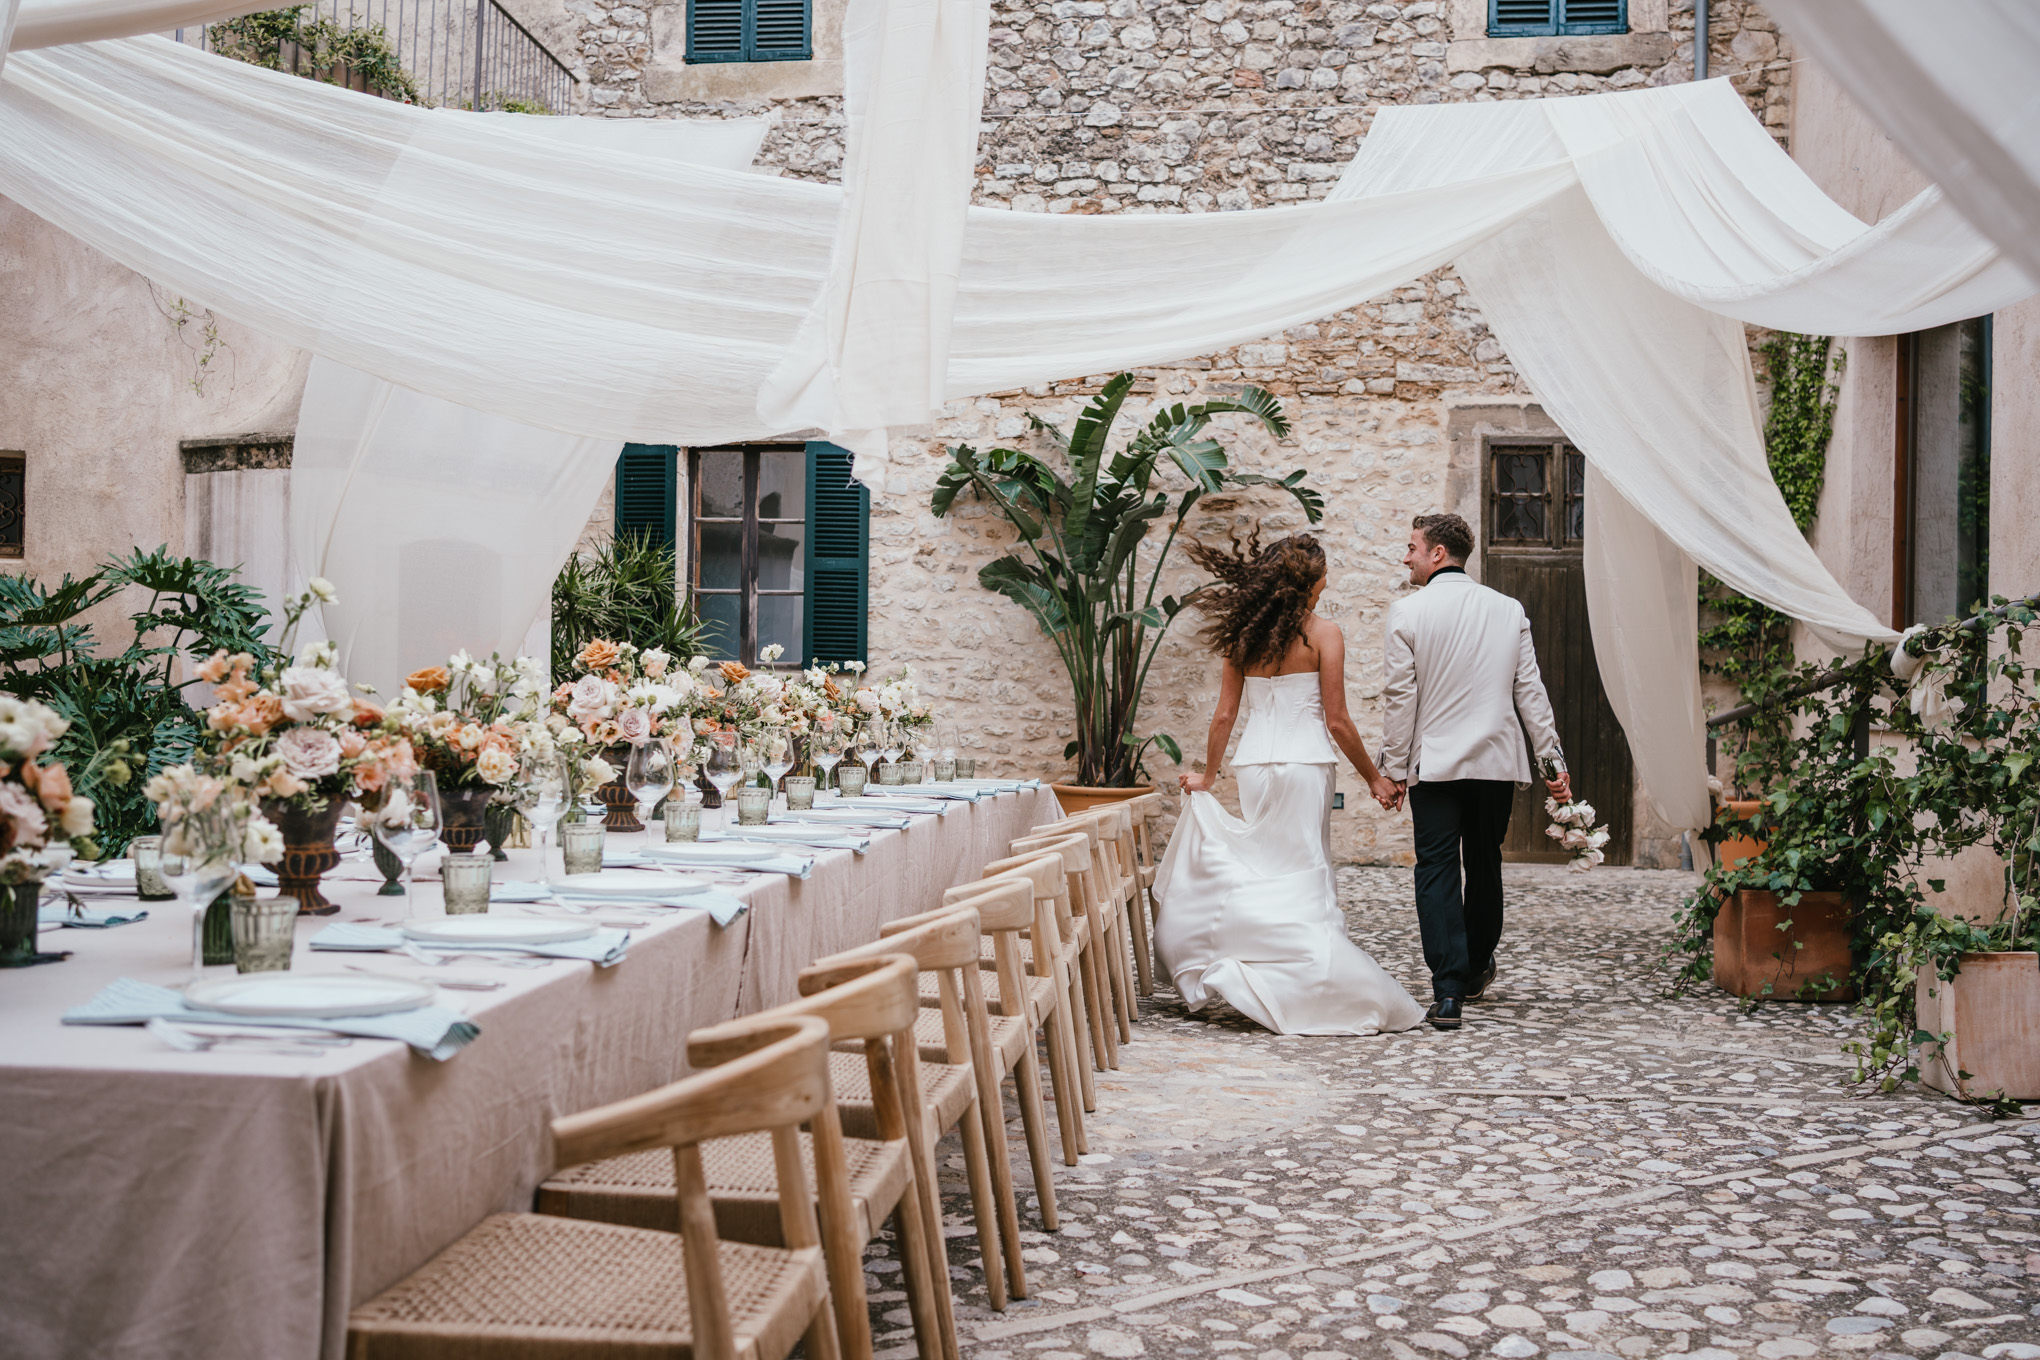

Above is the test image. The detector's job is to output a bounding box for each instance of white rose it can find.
[277,727,343,780]
[614,707,653,745]
[688,656,712,673]
[244,816,285,863]
[60,795,95,838]
[582,755,616,786]
[277,666,354,722]
[307,576,338,604]
[567,674,619,722]
[759,643,785,663]
[476,748,518,785]
[856,688,880,714]
[1573,802,1596,825]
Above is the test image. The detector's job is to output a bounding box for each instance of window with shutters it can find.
[686,0,811,63]
[1488,0,1626,37]
[613,444,678,554]
[688,442,866,667]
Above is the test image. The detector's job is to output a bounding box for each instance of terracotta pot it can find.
[1714,799,1767,871]
[1050,783,1156,817]
[261,796,347,916]
[438,785,493,853]
[1916,952,2040,1100]
[1713,888,1854,1001]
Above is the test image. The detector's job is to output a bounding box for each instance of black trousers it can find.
[1409,779,1515,1000]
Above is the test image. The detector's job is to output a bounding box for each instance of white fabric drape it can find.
[291,116,771,691]
[0,0,17,75]
[3,38,2036,823]
[9,0,272,50]
[1764,0,2040,293]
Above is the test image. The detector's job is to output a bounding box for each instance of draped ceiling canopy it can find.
[1,0,2035,827]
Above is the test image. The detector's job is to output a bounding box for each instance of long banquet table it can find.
[0,786,1059,1360]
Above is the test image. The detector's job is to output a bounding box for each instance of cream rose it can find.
[614,707,653,745]
[476,748,518,785]
[277,726,343,780]
[567,674,619,723]
[277,667,354,723]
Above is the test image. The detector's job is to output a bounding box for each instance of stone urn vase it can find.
[596,747,642,833]
[438,785,493,853]
[261,796,348,916]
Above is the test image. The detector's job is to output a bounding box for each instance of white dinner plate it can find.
[786,808,907,823]
[642,844,787,865]
[187,975,434,1018]
[539,872,708,899]
[403,917,596,944]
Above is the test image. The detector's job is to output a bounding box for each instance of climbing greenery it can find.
[1671,601,2040,1106]
[211,6,422,104]
[550,532,709,689]
[1759,332,1844,533]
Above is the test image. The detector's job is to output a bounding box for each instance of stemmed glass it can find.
[878,719,904,779]
[855,720,885,792]
[625,737,677,835]
[813,725,847,792]
[512,750,570,887]
[372,770,443,918]
[939,723,960,781]
[703,731,742,832]
[162,804,240,986]
[762,727,793,803]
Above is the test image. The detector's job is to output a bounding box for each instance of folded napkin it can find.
[310,921,633,967]
[779,810,914,830]
[38,901,149,928]
[490,881,748,927]
[617,849,816,880]
[851,796,953,817]
[954,778,1043,792]
[882,785,992,801]
[701,827,872,854]
[63,976,478,1060]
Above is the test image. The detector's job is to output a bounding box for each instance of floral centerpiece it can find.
[385,651,548,850]
[0,693,101,966]
[554,639,710,829]
[194,627,415,913]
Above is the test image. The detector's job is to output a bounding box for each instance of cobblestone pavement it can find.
[880,866,2040,1360]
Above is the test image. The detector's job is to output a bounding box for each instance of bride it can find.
[1153,532,1425,1036]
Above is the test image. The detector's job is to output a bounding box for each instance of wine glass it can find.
[626,737,677,834]
[162,803,240,987]
[703,731,741,832]
[939,722,960,779]
[372,770,443,918]
[761,727,793,800]
[513,749,570,887]
[878,719,904,777]
[813,725,847,792]
[855,720,885,791]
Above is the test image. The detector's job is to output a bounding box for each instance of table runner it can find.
[0,786,1058,1360]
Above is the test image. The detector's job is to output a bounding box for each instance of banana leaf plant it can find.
[931,373,1322,787]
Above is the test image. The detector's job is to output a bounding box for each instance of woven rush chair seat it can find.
[918,961,1055,1021]
[348,1204,826,1360]
[827,1048,972,1142]
[909,1005,1030,1072]
[538,1131,912,1247]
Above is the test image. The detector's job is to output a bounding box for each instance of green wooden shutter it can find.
[1557,0,1624,33]
[751,0,810,60]
[686,0,744,62]
[803,441,867,666]
[614,444,677,553]
[1489,0,1556,35]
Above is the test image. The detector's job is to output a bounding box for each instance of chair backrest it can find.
[1124,792,1164,867]
[1009,829,1099,925]
[550,1014,836,1360]
[825,907,987,1066]
[981,846,1080,956]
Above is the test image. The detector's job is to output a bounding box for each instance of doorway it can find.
[1479,438,1635,865]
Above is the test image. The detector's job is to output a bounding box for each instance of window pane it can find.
[757,521,806,591]
[757,450,807,521]
[698,520,744,590]
[1564,449,1585,543]
[1910,318,1991,623]
[1494,450,1546,495]
[696,449,745,518]
[697,593,741,659]
[1494,497,1545,543]
[758,593,804,663]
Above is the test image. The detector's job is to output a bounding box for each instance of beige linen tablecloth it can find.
[0,787,1058,1360]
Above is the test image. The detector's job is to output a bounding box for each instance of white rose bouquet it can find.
[0,692,98,883]
[1544,793,1610,872]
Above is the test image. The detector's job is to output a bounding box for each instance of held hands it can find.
[1546,771,1572,803]
[1369,775,1405,811]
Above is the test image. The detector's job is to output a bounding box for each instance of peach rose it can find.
[351,700,385,728]
[452,723,487,752]
[196,650,232,684]
[338,730,368,758]
[33,762,71,812]
[265,770,309,799]
[577,639,622,670]
[406,666,451,694]
[718,661,751,685]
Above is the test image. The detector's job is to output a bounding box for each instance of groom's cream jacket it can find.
[1378,569,1563,786]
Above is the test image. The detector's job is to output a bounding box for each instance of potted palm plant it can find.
[931,373,1321,808]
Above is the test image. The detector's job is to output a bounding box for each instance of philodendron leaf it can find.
[1108,607,1167,630]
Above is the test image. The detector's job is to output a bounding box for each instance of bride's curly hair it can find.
[1185,531,1327,671]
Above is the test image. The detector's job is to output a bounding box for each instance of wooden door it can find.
[1481,440,1634,865]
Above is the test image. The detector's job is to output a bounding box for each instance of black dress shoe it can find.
[1465,960,1497,1003]
[1426,997,1463,1030]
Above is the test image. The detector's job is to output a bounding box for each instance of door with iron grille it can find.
[1481,439,1634,864]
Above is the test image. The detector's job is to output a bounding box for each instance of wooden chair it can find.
[822,903,1031,1303]
[981,841,1101,1109]
[538,955,939,1360]
[1061,805,1138,1047]
[1011,826,1120,1071]
[1122,791,1165,995]
[348,1014,846,1360]
[943,862,1089,1166]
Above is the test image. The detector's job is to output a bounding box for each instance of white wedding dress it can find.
[1153,671,1425,1036]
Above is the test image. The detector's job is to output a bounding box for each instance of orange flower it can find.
[577,639,622,670]
[196,650,232,684]
[352,700,385,727]
[406,666,450,694]
[338,730,368,759]
[237,694,284,734]
[718,661,751,684]
[34,762,71,812]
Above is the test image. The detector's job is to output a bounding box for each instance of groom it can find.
[1379,513,1569,1030]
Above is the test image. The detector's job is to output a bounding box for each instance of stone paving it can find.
[881,866,2040,1360]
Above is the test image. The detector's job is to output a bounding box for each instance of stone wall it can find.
[559,0,1798,864]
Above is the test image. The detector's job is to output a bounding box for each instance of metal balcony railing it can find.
[176,0,577,113]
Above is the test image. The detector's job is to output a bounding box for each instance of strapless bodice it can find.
[1232,672,1341,766]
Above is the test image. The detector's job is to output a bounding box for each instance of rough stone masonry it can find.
[555,0,1797,865]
